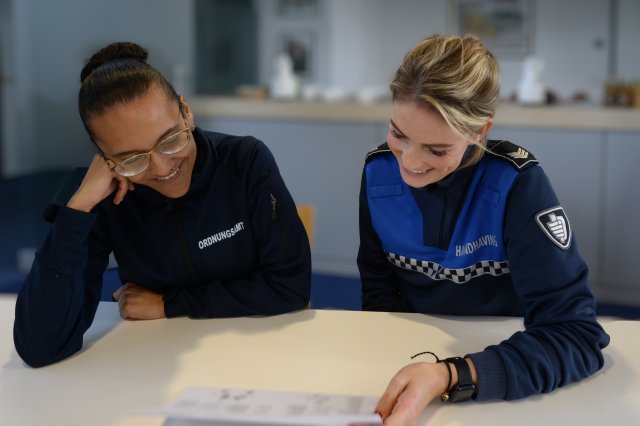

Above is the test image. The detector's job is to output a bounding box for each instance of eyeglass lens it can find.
[113,130,190,176]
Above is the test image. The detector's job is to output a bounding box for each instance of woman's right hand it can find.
[67,154,134,212]
[376,362,450,426]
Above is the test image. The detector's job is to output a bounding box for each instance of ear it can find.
[178,95,194,127]
[104,158,116,171]
[477,119,494,141]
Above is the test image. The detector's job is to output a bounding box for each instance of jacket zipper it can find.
[439,191,449,249]
[270,193,292,256]
[168,203,198,286]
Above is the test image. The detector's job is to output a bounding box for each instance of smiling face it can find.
[387,101,479,189]
[90,84,196,198]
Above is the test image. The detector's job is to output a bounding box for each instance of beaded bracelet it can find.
[411,351,453,402]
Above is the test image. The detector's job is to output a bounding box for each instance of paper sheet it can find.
[140,386,382,426]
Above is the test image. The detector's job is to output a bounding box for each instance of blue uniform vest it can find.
[366,153,518,284]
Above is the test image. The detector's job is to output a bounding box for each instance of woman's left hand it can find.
[376,362,450,426]
[112,282,165,320]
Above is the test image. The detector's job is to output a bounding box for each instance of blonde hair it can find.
[390,34,499,166]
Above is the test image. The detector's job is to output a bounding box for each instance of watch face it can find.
[449,383,475,402]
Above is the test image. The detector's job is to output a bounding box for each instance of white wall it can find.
[257,0,445,92]
[325,0,385,91]
[1,0,195,177]
[325,0,449,93]
[3,0,639,177]
[376,0,450,85]
[528,0,609,102]
[617,0,640,79]
[259,0,618,103]
[1,0,36,176]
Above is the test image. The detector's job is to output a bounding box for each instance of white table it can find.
[1,295,638,425]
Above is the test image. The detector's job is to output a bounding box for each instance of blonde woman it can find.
[358,35,609,425]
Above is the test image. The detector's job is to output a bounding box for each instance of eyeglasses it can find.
[105,118,195,177]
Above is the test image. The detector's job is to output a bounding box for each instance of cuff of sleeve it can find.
[54,204,98,228]
[467,349,507,401]
[46,205,98,267]
[163,289,186,318]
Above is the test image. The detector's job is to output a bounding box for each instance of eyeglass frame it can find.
[102,112,195,177]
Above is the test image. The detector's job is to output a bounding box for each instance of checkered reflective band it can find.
[386,253,510,284]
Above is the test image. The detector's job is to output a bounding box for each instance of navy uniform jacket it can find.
[14,128,311,367]
[358,140,609,401]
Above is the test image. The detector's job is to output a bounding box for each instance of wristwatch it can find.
[445,357,476,402]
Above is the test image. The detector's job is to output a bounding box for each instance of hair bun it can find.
[80,42,149,83]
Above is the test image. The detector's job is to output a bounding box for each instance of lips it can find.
[155,162,182,182]
[157,168,179,181]
[404,166,431,177]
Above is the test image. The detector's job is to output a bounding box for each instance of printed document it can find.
[139,386,382,426]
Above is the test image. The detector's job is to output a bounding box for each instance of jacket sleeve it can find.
[358,169,409,312]
[163,140,311,318]
[13,202,112,368]
[467,165,610,401]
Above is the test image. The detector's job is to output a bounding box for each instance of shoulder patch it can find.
[485,140,538,170]
[535,206,572,250]
[365,142,391,164]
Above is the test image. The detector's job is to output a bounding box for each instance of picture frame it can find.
[277,0,321,18]
[280,29,316,79]
[450,0,533,57]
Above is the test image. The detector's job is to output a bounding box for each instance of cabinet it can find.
[491,127,640,305]
[196,104,640,306]
[489,127,604,298]
[601,132,640,304]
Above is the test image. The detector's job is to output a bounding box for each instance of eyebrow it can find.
[110,123,182,159]
[389,119,455,148]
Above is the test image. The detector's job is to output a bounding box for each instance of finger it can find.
[117,294,127,319]
[112,285,124,301]
[113,282,134,300]
[383,393,420,426]
[93,153,107,167]
[113,177,130,205]
[376,374,409,420]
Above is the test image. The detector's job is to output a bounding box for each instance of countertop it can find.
[2,294,638,426]
[191,96,640,131]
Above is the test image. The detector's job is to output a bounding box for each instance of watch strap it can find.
[444,357,475,402]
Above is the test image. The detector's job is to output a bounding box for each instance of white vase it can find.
[517,56,546,105]
[270,54,299,100]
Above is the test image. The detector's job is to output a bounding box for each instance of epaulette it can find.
[485,140,538,170]
[364,142,392,164]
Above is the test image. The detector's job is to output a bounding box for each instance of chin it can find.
[405,180,432,189]
[150,177,191,198]
[160,185,190,199]
[151,163,193,198]
[399,170,432,188]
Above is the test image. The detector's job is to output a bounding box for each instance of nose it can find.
[402,144,425,170]
[148,152,175,176]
